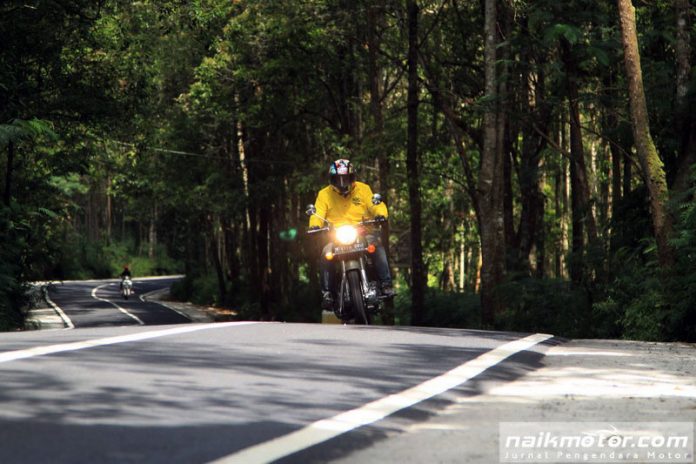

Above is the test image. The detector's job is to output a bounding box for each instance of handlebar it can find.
[306,217,387,235]
[307,227,330,235]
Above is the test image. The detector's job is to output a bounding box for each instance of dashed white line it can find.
[91,284,145,325]
[214,332,554,464]
[0,321,260,364]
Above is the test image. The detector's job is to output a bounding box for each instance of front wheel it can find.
[347,270,370,325]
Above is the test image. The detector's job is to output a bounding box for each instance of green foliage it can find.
[664,183,696,341]
[394,289,481,328]
[590,188,666,341]
[1,0,695,341]
[50,235,182,281]
[171,273,319,323]
[497,277,590,338]
[0,119,57,148]
[593,257,664,341]
[0,206,26,330]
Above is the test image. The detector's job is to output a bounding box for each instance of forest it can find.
[1,0,695,341]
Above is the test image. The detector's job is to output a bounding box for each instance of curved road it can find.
[46,277,189,327]
[0,280,558,463]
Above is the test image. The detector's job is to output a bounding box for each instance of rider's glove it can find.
[374,215,387,223]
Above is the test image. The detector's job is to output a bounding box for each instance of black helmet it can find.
[329,159,355,196]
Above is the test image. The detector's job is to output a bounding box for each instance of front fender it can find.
[342,259,362,272]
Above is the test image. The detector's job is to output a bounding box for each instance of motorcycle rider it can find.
[309,159,394,309]
[120,265,132,290]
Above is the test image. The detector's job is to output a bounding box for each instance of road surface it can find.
[0,314,555,463]
[45,277,189,328]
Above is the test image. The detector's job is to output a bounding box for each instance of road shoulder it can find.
[328,338,696,463]
[140,287,236,323]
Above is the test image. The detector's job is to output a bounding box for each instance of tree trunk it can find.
[257,206,271,318]
[407,0,425,326]
[478,0,506,326]
[210,218,226,306]
[459,237,466,291]
[617,0,675,269]
[623,152,632,195]
[148,203,157,260]
[517,48,550,274]
[562,40,598,282]
[672,0,694,195]
[367,1,394,324]
[675,0,691,112]
[368,0,387,196]
[4,141,14,206]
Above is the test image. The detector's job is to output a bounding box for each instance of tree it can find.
[407,0,426,325]
[617,0,675,269]
[478,0,506,325]
[672,0,694,195]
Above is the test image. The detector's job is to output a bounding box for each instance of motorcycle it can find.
[121,277,133,300]
[306,194,389,325]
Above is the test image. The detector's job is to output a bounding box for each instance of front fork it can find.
[338,256,377,314]
[337,257,374,317]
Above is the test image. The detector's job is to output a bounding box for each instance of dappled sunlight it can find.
[453,342,696,405]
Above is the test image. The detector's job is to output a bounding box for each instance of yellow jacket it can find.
[309,182,388,228]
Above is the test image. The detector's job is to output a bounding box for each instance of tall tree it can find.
[478,0,506,325]
[561,39,598,282]
[672,0,694,195]
[407,0,426,325]
[617,0,674,268]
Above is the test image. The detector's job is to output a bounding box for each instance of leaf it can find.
[37,208,59,219]
[587,46,610,67]
[0,118,57,147]
[543,23,582,46]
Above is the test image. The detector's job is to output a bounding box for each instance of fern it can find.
[0,118,57,147]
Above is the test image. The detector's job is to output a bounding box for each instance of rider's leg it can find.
[319,242,335,308]
[366,233,393,295]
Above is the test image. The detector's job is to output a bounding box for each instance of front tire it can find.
[347,270,370,325]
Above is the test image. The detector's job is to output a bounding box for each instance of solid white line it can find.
[215,332,554,464]
[92,284,145,325]
[0,321,259,364]
[44,287,75,329]
[139,289,193,322]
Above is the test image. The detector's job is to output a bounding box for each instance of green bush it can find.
[171,273,221,306]
[394,288,481,328]
[593,251,665,341]
[664,187,696,341]
[0,206,27,330]
[497,277,590,338]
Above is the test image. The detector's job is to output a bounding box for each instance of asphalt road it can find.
[46,277,190,327]
[0,318,556,464]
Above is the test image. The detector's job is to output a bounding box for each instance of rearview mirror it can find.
[371,193,382,205]
[305,204,317,216]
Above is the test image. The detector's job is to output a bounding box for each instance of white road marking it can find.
[92,284,145,325]
[0,321,259,364]
[139,289,193,322]
[215,332,553,464]
[44,287,75,329]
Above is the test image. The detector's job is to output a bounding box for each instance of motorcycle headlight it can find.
[336,225,358,245]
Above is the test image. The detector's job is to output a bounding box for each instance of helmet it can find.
[329,159,355,196]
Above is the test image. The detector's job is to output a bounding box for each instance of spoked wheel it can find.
[347,270,370,325]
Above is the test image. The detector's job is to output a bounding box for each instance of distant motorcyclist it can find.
[120,265,132,289]
[308,159,394,309]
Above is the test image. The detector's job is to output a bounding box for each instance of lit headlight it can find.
[336,225,358,245]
